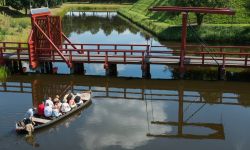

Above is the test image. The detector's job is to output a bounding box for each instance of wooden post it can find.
[142,63,151,79]
[179,12,188,78]
[106,63,117,76]
[180,12,188,69]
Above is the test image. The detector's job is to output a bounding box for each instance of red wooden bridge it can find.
[0,7,249,78]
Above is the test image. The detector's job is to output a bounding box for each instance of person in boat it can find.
[44,103,53,117]
[74,94,83,107]
[24,118,35,136]
[52,98,62,117]
[25,108,37,119]
[37,101,45,116]
[61,98,71,113]
[45,97,54,108]
[66,93,77,109]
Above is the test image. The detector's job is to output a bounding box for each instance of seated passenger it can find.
[44,103,53,117]
[52,98,62,117]
[38,101,45,116]
[67,93,77,109]
[61,99,71,113]
[53,98,62,110]
[25,108,37,119]
[45,97,54,108]
[74,95,83,107]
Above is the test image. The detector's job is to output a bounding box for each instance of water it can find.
[1,12,250,150]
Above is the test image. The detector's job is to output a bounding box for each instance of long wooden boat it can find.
[15,91,92,133]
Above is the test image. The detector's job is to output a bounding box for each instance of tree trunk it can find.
[196,13,204,26]
[25,8,27,15]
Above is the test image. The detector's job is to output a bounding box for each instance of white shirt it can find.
[45,99,54,107]
[44,106,53,117]
[61,103,71,113]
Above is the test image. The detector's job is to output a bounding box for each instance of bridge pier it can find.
[4,60,23,74]
[105,63,117,77]
[218,66,226,80]
[142,63,151,79]
[40,62,53,74]
[71,62,85,74]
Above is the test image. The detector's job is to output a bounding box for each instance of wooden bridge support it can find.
[40,62,53,74]
[4,60,23,74]
[218,66,226,80]
[142,63,151,79]
[105,63,117,77]
[71,62,85,74]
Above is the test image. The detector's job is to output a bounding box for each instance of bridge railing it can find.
[0,42,30,61]
[63,43,150,55]
[149,45,250,66]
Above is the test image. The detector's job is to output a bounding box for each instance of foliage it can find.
[168,0,229,25]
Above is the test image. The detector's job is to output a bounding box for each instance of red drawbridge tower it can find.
[28,7,74,69]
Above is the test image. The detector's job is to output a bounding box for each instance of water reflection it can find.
[78,99,168,150]
[1,75,250,149]
[63,12,152,44]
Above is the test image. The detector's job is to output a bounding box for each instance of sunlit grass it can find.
[119,0,250,43]
[0,3,129,42]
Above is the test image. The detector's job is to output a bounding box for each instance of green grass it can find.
[0,66,7,81]
[118,0,250,43]
[0,4,130,42]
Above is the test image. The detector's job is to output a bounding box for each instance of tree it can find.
[21,0,30,15]
[6,0,23,10]
[170,0,229,26]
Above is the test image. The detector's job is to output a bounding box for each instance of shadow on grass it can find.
[0,6,27,18]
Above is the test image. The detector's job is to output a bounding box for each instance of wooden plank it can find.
[32,117,50,124]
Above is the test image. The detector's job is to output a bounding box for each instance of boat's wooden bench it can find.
[32,117,50,124]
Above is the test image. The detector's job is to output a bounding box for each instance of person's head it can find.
[53,98,60,104]
[33,108,37,113]
[55,95,60,99]
[74,96,81,103]
[66,94,73,102]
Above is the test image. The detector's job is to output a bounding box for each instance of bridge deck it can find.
[1,42,250,68]
[3,52,250,67]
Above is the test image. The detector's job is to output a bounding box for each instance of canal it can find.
[0,12,250,150]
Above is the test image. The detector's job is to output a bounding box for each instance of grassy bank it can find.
[118,0,250,43]
[0,4,130,42]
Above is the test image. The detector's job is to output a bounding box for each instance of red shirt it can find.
[38,103,45,116]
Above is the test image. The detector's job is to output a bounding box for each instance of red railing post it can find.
[81,44,84,54]
[180,12,188,71]
[146,45,150,56]
[220,47,223,57]
[201,46,204,65]
[105,51,108,64]
[65,44,68,54]
[115,45,117,55]
[142,51,145,67]
[245,54,248,66]
[3,42,6,52]
[222,53,225,67]
[87,51,90,62]
[131,45,133,55]
[98,44,100,54]
[124,52,126,63]
[17,43,21,61]
[70,50,72,63]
